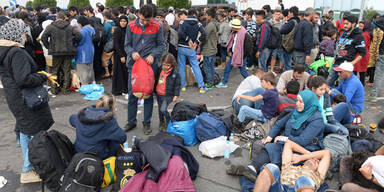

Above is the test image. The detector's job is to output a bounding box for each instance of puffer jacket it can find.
[41,19,82,56]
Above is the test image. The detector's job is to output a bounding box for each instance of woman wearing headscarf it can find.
[0,19,54,183]
[112,16,129,96]
[354,20,372,86]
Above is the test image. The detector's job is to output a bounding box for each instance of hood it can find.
[374,16,384,31]
[77,105,114,136]
[52,20,70,29]
[183,16,199,26]
[0,16,9,27]
[350,27,363,36]
[0,40,23,65]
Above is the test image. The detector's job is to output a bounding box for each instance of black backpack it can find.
[345,124,374,143]
[244,33,254,57]
[59,152,104,192]
[267,25,282,49]
[90,18,107,47]
[171,101,208,122]
[28,130,75,192]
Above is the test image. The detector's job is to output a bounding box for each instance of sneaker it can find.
[206,84,214,90]
[143,123,152,135]
[215,82,228,88]
[124,123,137,132]
[124,94,129,100]
[199,86,209,94]
[181,87,187,92]
[20,170,42,184]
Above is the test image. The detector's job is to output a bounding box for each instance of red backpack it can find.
[131,58,155,99]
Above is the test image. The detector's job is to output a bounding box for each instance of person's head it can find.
[217,12,225,22]
[178,10,188,21]
[83,5,94,17]
[49,7,56,15]
[307,75,327,97]
[322,14,329,22]
[206,7,216,21]
[360,20,372,33]
[255,10,266,24]
[103,10,111,21]
[252,66,264,78]
[343,14,358,32]
[293,64,305,80]
[138,4,154,26]
[288,6,298,18]
[36,12,46,25]
[295,90,319,113]
[56,11,66,21]
[262,5,271,15]
[119,15,128,28]
[286,80,300,95]
[117,6,125,15]
[326,29,337,40]
[273,9,281,21]
[188,8,196,17]
[244,10,253,20]
[230,19,242,32]
[95,93,115,110]
[304,7,315,22]
[328,10,334,18]
[96,3,104,13]
[77,15,89,28]
[0,19,28,45]
[68,5,78,17]
[161,53,177,72]
[351,150,375,178]
[332,94,346,107]
[17,11,28,21]
[371,13,381,22]
[313,12,320,24]
[155,9,165,22]
[335,62,354,80]
[260,72,276,89]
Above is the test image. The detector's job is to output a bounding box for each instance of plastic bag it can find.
[167,117,198,146]
[78,84,104,100]
[131,58,155,99]
[198,136,239,158]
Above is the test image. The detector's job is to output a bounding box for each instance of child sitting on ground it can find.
[70,93,127,160]
[332,94,347,108]
[236,72,279,123]
[278,80,300,114]
[155,53,181,131]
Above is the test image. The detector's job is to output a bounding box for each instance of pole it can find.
[359,0,366,21]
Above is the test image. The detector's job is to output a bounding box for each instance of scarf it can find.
[119,16,128,33]
[290,90,321,130]
[226,27,246,67]
[0,19,28,45]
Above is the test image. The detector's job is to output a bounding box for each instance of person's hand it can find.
[256,52,260,58]
[237,96,242,104]
[305,55,311,65]
[173,96,178,102]
[132,52,140,61]
[120,57,126,63]
[189,40,197,50]
[359,163,374,180]
[291,154,303,164]
[262,136,272,144]
[145,55,154,65]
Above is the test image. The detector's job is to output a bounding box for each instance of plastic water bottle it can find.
[224,140,230,159]
[123,141,131,153]
[132,135,136,147]
[229,133,235,144]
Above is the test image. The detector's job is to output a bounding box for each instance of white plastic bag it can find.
[198,136,239,158]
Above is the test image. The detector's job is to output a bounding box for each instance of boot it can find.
[143,123,152,135]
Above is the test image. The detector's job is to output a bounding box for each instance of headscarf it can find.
[118,15,128,31]
[290,90,321,130]
[0,19,28,44]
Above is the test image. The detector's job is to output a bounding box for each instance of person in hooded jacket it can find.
[280,6,300,71]
[70,93,127,160]
[0,19,54,184]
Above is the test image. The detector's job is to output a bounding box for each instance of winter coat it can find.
[70,105,127,160]
[41,20,82,56]
[373,16,384,55]
[255,21,271,52]
[155,67,181,97]
[177,16,206,48]
[0,16,9,27]
[201,20,219,56]
[354,32,371,72]
[124,18,165,68]
[0,40,54,135]
[334,27,366,65]
[218,20,232,47]
[75,25,95,64]
[368,28,384,68]
[320,36,335,57]
[293,19,314,55]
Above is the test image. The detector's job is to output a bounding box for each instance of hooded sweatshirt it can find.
[334,27,366,65]
[70,105,127,160]
[178,16,206,48]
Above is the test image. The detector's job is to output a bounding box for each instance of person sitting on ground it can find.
[236,72,278,124]
[232,67,264,114]
[339,145,384,192]
[155,54,181,132]
[278,80,300,114]
[379,117,384,134]
[70,93,127,160]
[276,64,310,95]
[332,94,346,108]
[253,140,331,192]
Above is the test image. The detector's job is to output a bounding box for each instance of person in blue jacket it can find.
[70,93,127,160]
[76,16,95,85]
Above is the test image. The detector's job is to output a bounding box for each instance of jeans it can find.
[156,95,172,123]
[177,47,205,88]
[238,105,268,123]
[222,56,249,84]
[371,55,384,97]
[203,55,216,86]
[281,49,293,71]
[264,163,317,192]
[333,102,354,125]
[258,48,271,72]
[20,132,33,172]
[219,45,227,62]
[324,122,349,135]
[293,51,308,71]
[233,88,265,114]
[127,64,158,125]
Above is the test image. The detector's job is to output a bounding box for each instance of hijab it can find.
[290,90,321,130]
[0,19,28,44]
[119,15,128,33]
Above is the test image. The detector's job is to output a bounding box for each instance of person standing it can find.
[101,11,116,78]
[217,12,232,68]
[254,10,271,72]
[367,22,384,87]
[370,16,384,99]
[270,8,285,73]
[244,10,257,68]
[310,12,320,64]
[124,4,165,134]
[280,6,300,71]
[201,8,219,90]
[41,12,82,95]
[354,20,372,86]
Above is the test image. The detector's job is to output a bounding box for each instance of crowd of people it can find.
[0,0,384,191]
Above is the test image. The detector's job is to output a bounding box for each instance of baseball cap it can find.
[230,19,242,29]
[334,62,354,72]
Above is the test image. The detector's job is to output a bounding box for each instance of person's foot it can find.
[159,121,167,132]
[226,165,257,182]
[199,86,209,94]
[215,82,228,88]
[181,87,187,92]
[20,170,42,184]
[143,123,152,135]
[124,123,137,132]
[206,84,214,90]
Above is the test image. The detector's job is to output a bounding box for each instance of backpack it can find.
[171,101,208,122]
[59,152,105,192]
[90,19,107,47]
[267,25,282,49]
[131,58,155,99]
[28,130,75,192]
[282,20,298,53]
[345,124,373,143]
[323,134,352,172]
[195,112,228,142]
[210,109,235,131]
[244,33,254,57]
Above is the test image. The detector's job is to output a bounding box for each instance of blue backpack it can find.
[195,112,227,142]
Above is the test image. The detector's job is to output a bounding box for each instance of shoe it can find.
[181,87,187,92]
[206,84,214,90]
[159,121,167,132]
[124,94,129,100]
[124,123,137,132]
[199,86,209,94]
[215,82,228,88]
[143,123,152,135]
[20,170,42,184]
[226,165,257,182]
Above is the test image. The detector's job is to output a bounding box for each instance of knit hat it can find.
[77,16,89,26]
[0,19,28,44]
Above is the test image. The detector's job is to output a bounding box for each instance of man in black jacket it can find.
[293,7,315,71]
[42,12,82,95]
[280,6,300,71]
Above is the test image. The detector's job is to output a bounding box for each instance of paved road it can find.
[0,69,383,192]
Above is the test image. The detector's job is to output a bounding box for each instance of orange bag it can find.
[131,58,155,99]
